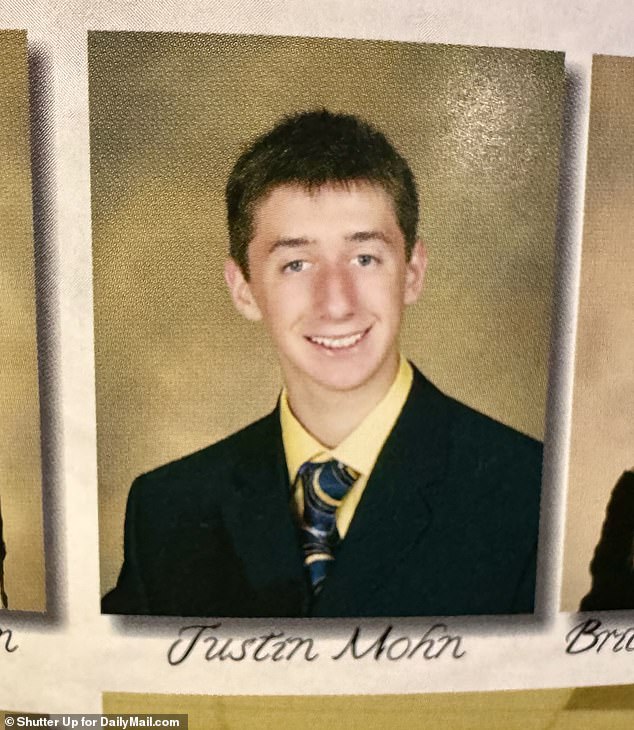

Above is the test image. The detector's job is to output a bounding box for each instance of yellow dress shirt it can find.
[280,356,413,538]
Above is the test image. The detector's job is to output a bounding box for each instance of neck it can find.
[284,355,400,448]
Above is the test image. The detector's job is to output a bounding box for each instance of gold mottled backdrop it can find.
[562,56,634,610]
[103,685,634,730]
[90,33,564,594]
[0,31,45,612]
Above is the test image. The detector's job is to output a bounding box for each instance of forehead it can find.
[250,181,401,243]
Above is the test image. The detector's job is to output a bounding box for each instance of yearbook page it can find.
[1,2,634,728]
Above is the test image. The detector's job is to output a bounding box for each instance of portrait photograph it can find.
[562,55,634,612]
[90,31,565,618]
[0,30,46,613]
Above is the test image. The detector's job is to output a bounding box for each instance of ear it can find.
[224,258,262,321]
[403,240,427,305]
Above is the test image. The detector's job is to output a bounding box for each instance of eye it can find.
[282,259,308,273]
[354,254,378,267]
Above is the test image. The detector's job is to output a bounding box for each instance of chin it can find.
[283,343,397,396]
[307,363,385,395]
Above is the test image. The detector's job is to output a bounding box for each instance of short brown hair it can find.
[226,109,419,276]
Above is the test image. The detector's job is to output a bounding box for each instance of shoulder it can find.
[590,471,634,538]
[409,365,542,459]
[404,366,543,507]
[128,409,280,507]
[608,470,634,500]
[580,471,634,611]
[446,392,542,466]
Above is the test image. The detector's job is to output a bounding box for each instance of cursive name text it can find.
[0,625,18,653]
[566,618,634,654]
[332,623,466,661]
[167,622,465,665]
[168,623,319,665]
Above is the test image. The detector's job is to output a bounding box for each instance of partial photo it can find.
[103,685,634,730]
[91,32,564,617]
[562,55,634,612]
[0,30,45,613]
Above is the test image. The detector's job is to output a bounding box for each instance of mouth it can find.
[305,328,370,351]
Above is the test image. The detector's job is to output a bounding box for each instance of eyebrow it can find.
[345,230,391,245]
[268,236,313,254]
[267,229,392,254]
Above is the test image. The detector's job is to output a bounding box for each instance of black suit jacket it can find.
[102,367,543,617]
[580,471,634,612]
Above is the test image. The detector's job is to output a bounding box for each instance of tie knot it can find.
[298,459,358,503]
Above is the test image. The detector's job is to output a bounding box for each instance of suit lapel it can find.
[313,369,451,616]
[220,409,308,615]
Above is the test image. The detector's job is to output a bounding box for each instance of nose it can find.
[314,263,356,321]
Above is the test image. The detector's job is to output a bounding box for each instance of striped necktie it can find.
[296,459,359,595]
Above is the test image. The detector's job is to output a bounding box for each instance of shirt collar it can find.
[280,356,413,482]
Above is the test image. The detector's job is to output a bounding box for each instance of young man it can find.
[103,110,543,617]
[580,468,634,611]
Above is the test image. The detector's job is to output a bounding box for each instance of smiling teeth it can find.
[309,332,365,349]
